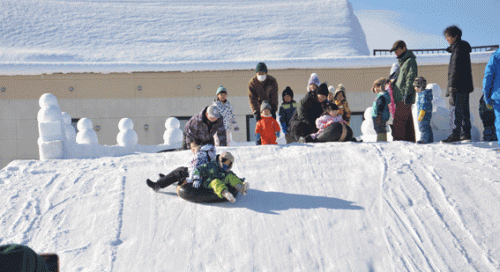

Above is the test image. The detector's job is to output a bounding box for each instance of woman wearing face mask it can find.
[248,62,279,136]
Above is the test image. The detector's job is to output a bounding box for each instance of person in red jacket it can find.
[255,100,281,145]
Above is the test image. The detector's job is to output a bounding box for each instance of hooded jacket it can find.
[447,38,474,93]
[393,50,418,104]
[482,49,500,104]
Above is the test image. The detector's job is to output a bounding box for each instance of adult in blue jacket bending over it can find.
[482,48,500,147]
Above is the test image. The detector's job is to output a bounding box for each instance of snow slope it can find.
[1,142,500,271]
[0,0,369,65]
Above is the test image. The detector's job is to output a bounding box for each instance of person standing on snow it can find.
[442,25,474,143]
[213,86,239,145]
[248,62,279,144]
[389,40,418,142]
[482,48,500,148]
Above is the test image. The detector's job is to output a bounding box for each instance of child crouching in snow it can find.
[300,103,345,143]
[146,141,216,191]
[372,78,391,142]
[192,151,249,203]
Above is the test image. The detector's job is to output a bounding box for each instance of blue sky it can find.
[349,0,500,54]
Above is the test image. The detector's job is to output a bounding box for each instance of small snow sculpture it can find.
[163,117,183,145]
[360,107,392,142]
[76,118,99,145]
[61,112,76,143]
[37,93,65,160]
[117,118,138,146]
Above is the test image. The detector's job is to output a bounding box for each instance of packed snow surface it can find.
[0,0,369,64]
[1,142,500,271]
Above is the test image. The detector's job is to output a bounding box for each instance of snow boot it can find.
[146,179,160,192]
[441,133,461,143]
[234,182,249,196]
[222,189,236,203]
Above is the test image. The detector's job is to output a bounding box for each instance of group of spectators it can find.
[181,25,500,148]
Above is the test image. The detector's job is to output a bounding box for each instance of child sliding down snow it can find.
[146,142,216,191]
[191,151,249,203]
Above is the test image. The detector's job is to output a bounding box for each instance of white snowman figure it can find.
[360,107,393,142]
[76,118,99,145]
[163,117,183,146]
[37,93,65,159]
[61,112,77,144]
[117,118,138,147]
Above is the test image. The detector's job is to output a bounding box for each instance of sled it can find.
[176,182,238,203]
[315,122,353,142]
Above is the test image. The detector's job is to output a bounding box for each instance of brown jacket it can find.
[248,75,279,115]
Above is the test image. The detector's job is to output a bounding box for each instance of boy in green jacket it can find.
[192,151,249,203]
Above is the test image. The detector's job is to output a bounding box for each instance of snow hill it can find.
[1,142,500,271]
[0,0,369,64]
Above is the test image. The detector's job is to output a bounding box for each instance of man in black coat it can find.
[289,83,329,142]
[442,25,474,142]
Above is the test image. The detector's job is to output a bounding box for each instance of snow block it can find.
[39,140,64,160]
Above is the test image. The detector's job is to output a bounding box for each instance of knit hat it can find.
[255,62,268,73]
[372,78,388,93]
[324,102,339,112]
[282,86,294,100]
[413,76,427,89]
[317,83,329,96]
[216,85,227,95]
[218,151,234,171]
[206,104,221,118]
[260,100,272,113]
[308,73,320,87]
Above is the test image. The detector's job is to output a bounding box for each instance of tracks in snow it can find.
[374,143,499,271]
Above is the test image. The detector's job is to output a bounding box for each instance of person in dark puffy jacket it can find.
[289,83,329,142]
[183,105,227,150]
[442,25,474,143]
[278,86,297,144]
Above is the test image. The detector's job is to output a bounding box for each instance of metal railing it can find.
[373,45,499,56]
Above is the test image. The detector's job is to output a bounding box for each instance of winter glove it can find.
[445,87,457,97]
[418,110,426,122]
[254,112,261,121]
[487,104,493,110]
[271,110,277,120]
[234,125,240,132]
[192,179,201,188]
[276,131,280,138]
[281,123,288,134]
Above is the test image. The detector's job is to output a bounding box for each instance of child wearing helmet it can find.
[191,151,249,203]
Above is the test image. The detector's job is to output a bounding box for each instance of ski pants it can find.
[391,102,415,142]
[418,113,433,143]
[495,100,500,147]
[451,92,471,137]
[207,173,243,198]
